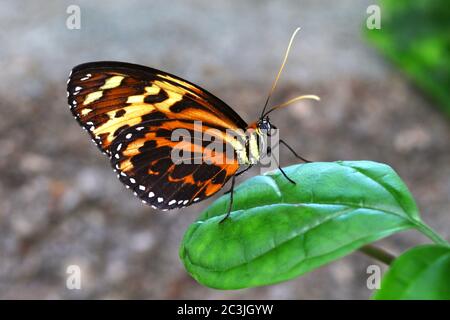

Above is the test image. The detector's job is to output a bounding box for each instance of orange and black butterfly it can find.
[67,28,319,219]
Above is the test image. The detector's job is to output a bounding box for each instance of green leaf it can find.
[180,161,421,289]
[374,245,450,299]
[364,0,450,115]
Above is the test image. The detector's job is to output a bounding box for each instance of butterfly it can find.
[66,28,319,220]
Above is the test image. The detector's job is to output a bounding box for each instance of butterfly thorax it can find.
[239,118,270,165]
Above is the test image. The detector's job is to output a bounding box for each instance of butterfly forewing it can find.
[67,61,247,209]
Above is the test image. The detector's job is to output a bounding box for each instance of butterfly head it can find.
[256,116,272,135]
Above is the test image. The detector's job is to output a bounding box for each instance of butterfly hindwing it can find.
[67,61,247,209]
[109,119,240,209]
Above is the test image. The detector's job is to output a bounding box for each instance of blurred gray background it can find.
[0,0,449,299]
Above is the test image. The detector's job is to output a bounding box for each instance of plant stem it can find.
[414,221,449,247]
[358,244,396,265]
[359,223,449,264]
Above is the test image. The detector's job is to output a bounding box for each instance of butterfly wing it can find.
[67,61,247,209]
[109,119,242,209]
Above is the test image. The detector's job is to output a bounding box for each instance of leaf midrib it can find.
[189,202,414,273]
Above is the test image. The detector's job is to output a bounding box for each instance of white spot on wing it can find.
[80,74,91,81]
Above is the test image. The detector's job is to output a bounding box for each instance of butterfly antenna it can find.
[263,94,320,117]
[260,27,302,119]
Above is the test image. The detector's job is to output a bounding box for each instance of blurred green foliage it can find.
[374,245,450,299]
[365,0,450,115]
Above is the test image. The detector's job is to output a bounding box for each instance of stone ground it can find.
[0,0,449,299]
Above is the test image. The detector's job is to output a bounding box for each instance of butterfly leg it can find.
[270,124,310,163]
[279,139,311,163]
[220,174,236,223]
[278,165,296,185]
[223,165,252,194]
[270,149,297,185]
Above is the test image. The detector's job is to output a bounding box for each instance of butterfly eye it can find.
[258,118,271,131]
